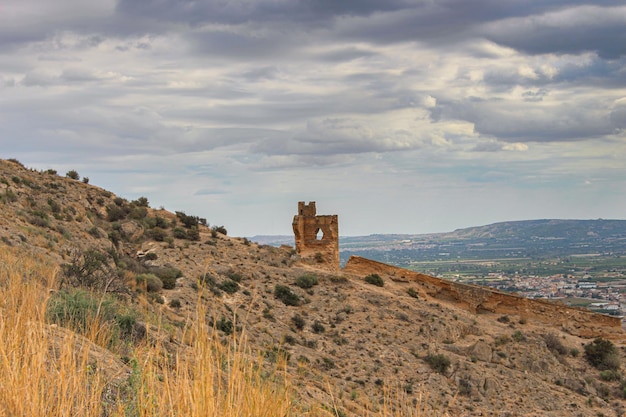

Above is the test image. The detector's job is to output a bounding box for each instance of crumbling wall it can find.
[292,202,339,271]
[344,256,622,339]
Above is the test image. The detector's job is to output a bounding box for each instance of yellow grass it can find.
[0,246,300,416]
[0,245,443,416]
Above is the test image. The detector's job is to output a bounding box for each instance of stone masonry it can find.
[292,202,339,271]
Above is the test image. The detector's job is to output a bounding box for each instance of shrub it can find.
[106,204,127,222]
[199,273,217,287]
[585,338,620,370]
[215,317,234,335]
[135,273,163,292]
[186,227,200,241]
[512,330,526,342]
[274,285,300,306]
[295,273,318,289]
[291,314,306,330]
[600,370,621,382]
[66,170,79,180]
[544,333,568,356]
[169,299,181,309]
[60,249,123,292]
[218,279,239,294]
[425,353,451,374]
[148,227,168,242]
[407,287,419,298]
[212,225,227,235]
[46,289,114,334]
[312,321,325,334]
[495,335,510,346]
[153,267,182,289]
[82,177,89,184]
[129,206,148,220]
[133,196,149,207]
[226,270,243,282]
[364,274,384,287]
[87,226,101,238]
[173,227,187,239]
[175,211,206,228]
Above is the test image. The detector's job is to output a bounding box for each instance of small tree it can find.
[66,170,80,180]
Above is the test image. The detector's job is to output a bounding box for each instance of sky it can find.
[1,0,625,237]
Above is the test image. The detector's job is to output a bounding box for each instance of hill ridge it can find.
[2,157,626,416]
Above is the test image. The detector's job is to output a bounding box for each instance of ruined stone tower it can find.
[292,201,339,271]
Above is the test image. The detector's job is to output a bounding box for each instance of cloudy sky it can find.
[1,0,625,237]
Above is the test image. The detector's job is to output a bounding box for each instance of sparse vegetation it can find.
[584,338,620,371]
[311,321,325,334]
[295,273,318,289]
[274,285,300,306]
[364,273,384,287]
[291,314,306,330]
[544,333,568,356]
[217,279,240,294]
[65,170,80,180]
[425,353,451,374]
[135,273,163,292]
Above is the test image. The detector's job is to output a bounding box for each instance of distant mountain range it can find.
[250,219,626,265]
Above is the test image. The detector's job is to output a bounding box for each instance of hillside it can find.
[2,157,626,416]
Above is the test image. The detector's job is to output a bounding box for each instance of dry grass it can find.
[0,246,107,416]
[0,245,439,417]
[0,246,303,416]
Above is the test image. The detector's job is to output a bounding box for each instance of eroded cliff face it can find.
[292,201,339,271]
[343,256,623,339]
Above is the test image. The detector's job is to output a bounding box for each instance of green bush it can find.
[215,317,234,335]
[46,289,143,345]
[217,279,239,294]
[600,369,621,382]
[364,274,384,287]
[407,287,419,298]
[295,273,318,289]
[135,273,163,292]
[66,170,80,180]
[106,204,127,222]
[226,270,243,282]
[512,330,526,342]
[47,289,114,334]
[175,211,206,228]
[172,227,187,239]
[274,285,300,306]
[312,321,325,334]
[169,299,181,309]
[129,206,148,220]
[212,225,227,235]
[153,267,182,289]
[291,314,306,330]
[425,353,451,374]
[585,338,620,370]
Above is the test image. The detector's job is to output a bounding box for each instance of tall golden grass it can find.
[0,245,445,417]
[0,245,299,416]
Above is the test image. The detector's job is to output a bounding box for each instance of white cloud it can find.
[1,0,625,235]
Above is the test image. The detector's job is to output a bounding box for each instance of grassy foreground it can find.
[0,246,439,416]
